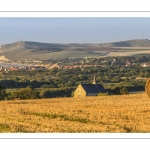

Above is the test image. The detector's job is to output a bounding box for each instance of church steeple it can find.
[92,75,97,84]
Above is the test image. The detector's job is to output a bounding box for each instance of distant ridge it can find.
[1,39,150,60]
[100,39,150,47]
[1,39,150,50]
[0,41,67,50]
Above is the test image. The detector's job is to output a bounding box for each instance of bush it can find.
[39,89,51,98]
[97,92,108,96]
[111,87,120,95]
[0,85,7,100]
[11,87,39,100]
[39,88,73,98]
[120,87,129,95]
[40,84,51,88]
[145,78,150,97]
[71,91,74,97]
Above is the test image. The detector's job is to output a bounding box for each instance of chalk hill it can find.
[1,39,150,60]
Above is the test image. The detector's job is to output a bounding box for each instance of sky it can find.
[0,17,150,45]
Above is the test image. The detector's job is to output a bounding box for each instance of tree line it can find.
[0,55,149,100]
[0,87,74,100]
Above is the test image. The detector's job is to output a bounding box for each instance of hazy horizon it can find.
[0,17,150,45]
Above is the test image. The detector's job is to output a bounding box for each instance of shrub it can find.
[40,84,51,88]
[11,87,39,100]
[0,85,7,100]
[97,92,108,96]
[39,88,72,98]
[111,87,120,95]
[120,87,129,95]
[39,89,51,98]
[71,91,74,97]
[145,78,150,97]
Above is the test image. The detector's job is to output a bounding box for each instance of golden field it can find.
[0,92,150,133]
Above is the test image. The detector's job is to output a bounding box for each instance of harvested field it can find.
[0,93,150,133]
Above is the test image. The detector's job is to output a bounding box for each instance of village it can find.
[0,55,150,72]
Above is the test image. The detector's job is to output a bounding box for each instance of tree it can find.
[0,85,7,100]
[11,87,39,100]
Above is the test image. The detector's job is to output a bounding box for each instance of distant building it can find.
[74,75,106,97]
[49,63,63,69]
[9,66,20,71]
[29,66,47,70]
[141,63,149,67]
[0,67,4,71]
[126,60,131,66]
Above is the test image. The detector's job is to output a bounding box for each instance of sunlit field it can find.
[0,93,150,133]
[106,50,150,57]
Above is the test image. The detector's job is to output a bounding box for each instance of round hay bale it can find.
[145,78,150,97]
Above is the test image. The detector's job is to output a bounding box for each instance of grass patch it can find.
[0,123,10,132]
[30,112,90,124]
[29,112,110,125]
[14,125,31,133]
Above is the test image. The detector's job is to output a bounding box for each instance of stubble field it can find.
[0,93,150,133]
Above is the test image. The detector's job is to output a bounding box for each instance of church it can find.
[74,75,106,97]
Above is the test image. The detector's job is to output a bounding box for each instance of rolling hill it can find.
[1,39,150,60]
[100,39,150,47]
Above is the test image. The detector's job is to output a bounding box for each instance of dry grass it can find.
[106,50,150,57]
[0,93,150,133]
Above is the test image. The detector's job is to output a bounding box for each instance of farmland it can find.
[0,92,150,133]
[107,48,150,57]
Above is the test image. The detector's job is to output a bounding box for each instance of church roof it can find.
[81,84,106,93]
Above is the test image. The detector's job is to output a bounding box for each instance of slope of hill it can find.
[0,41,114,60]
[0,41,69,60]
[0,55,11,61]
[0,41,67,51]
[1,39,150,60]
[100,39,150,47]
